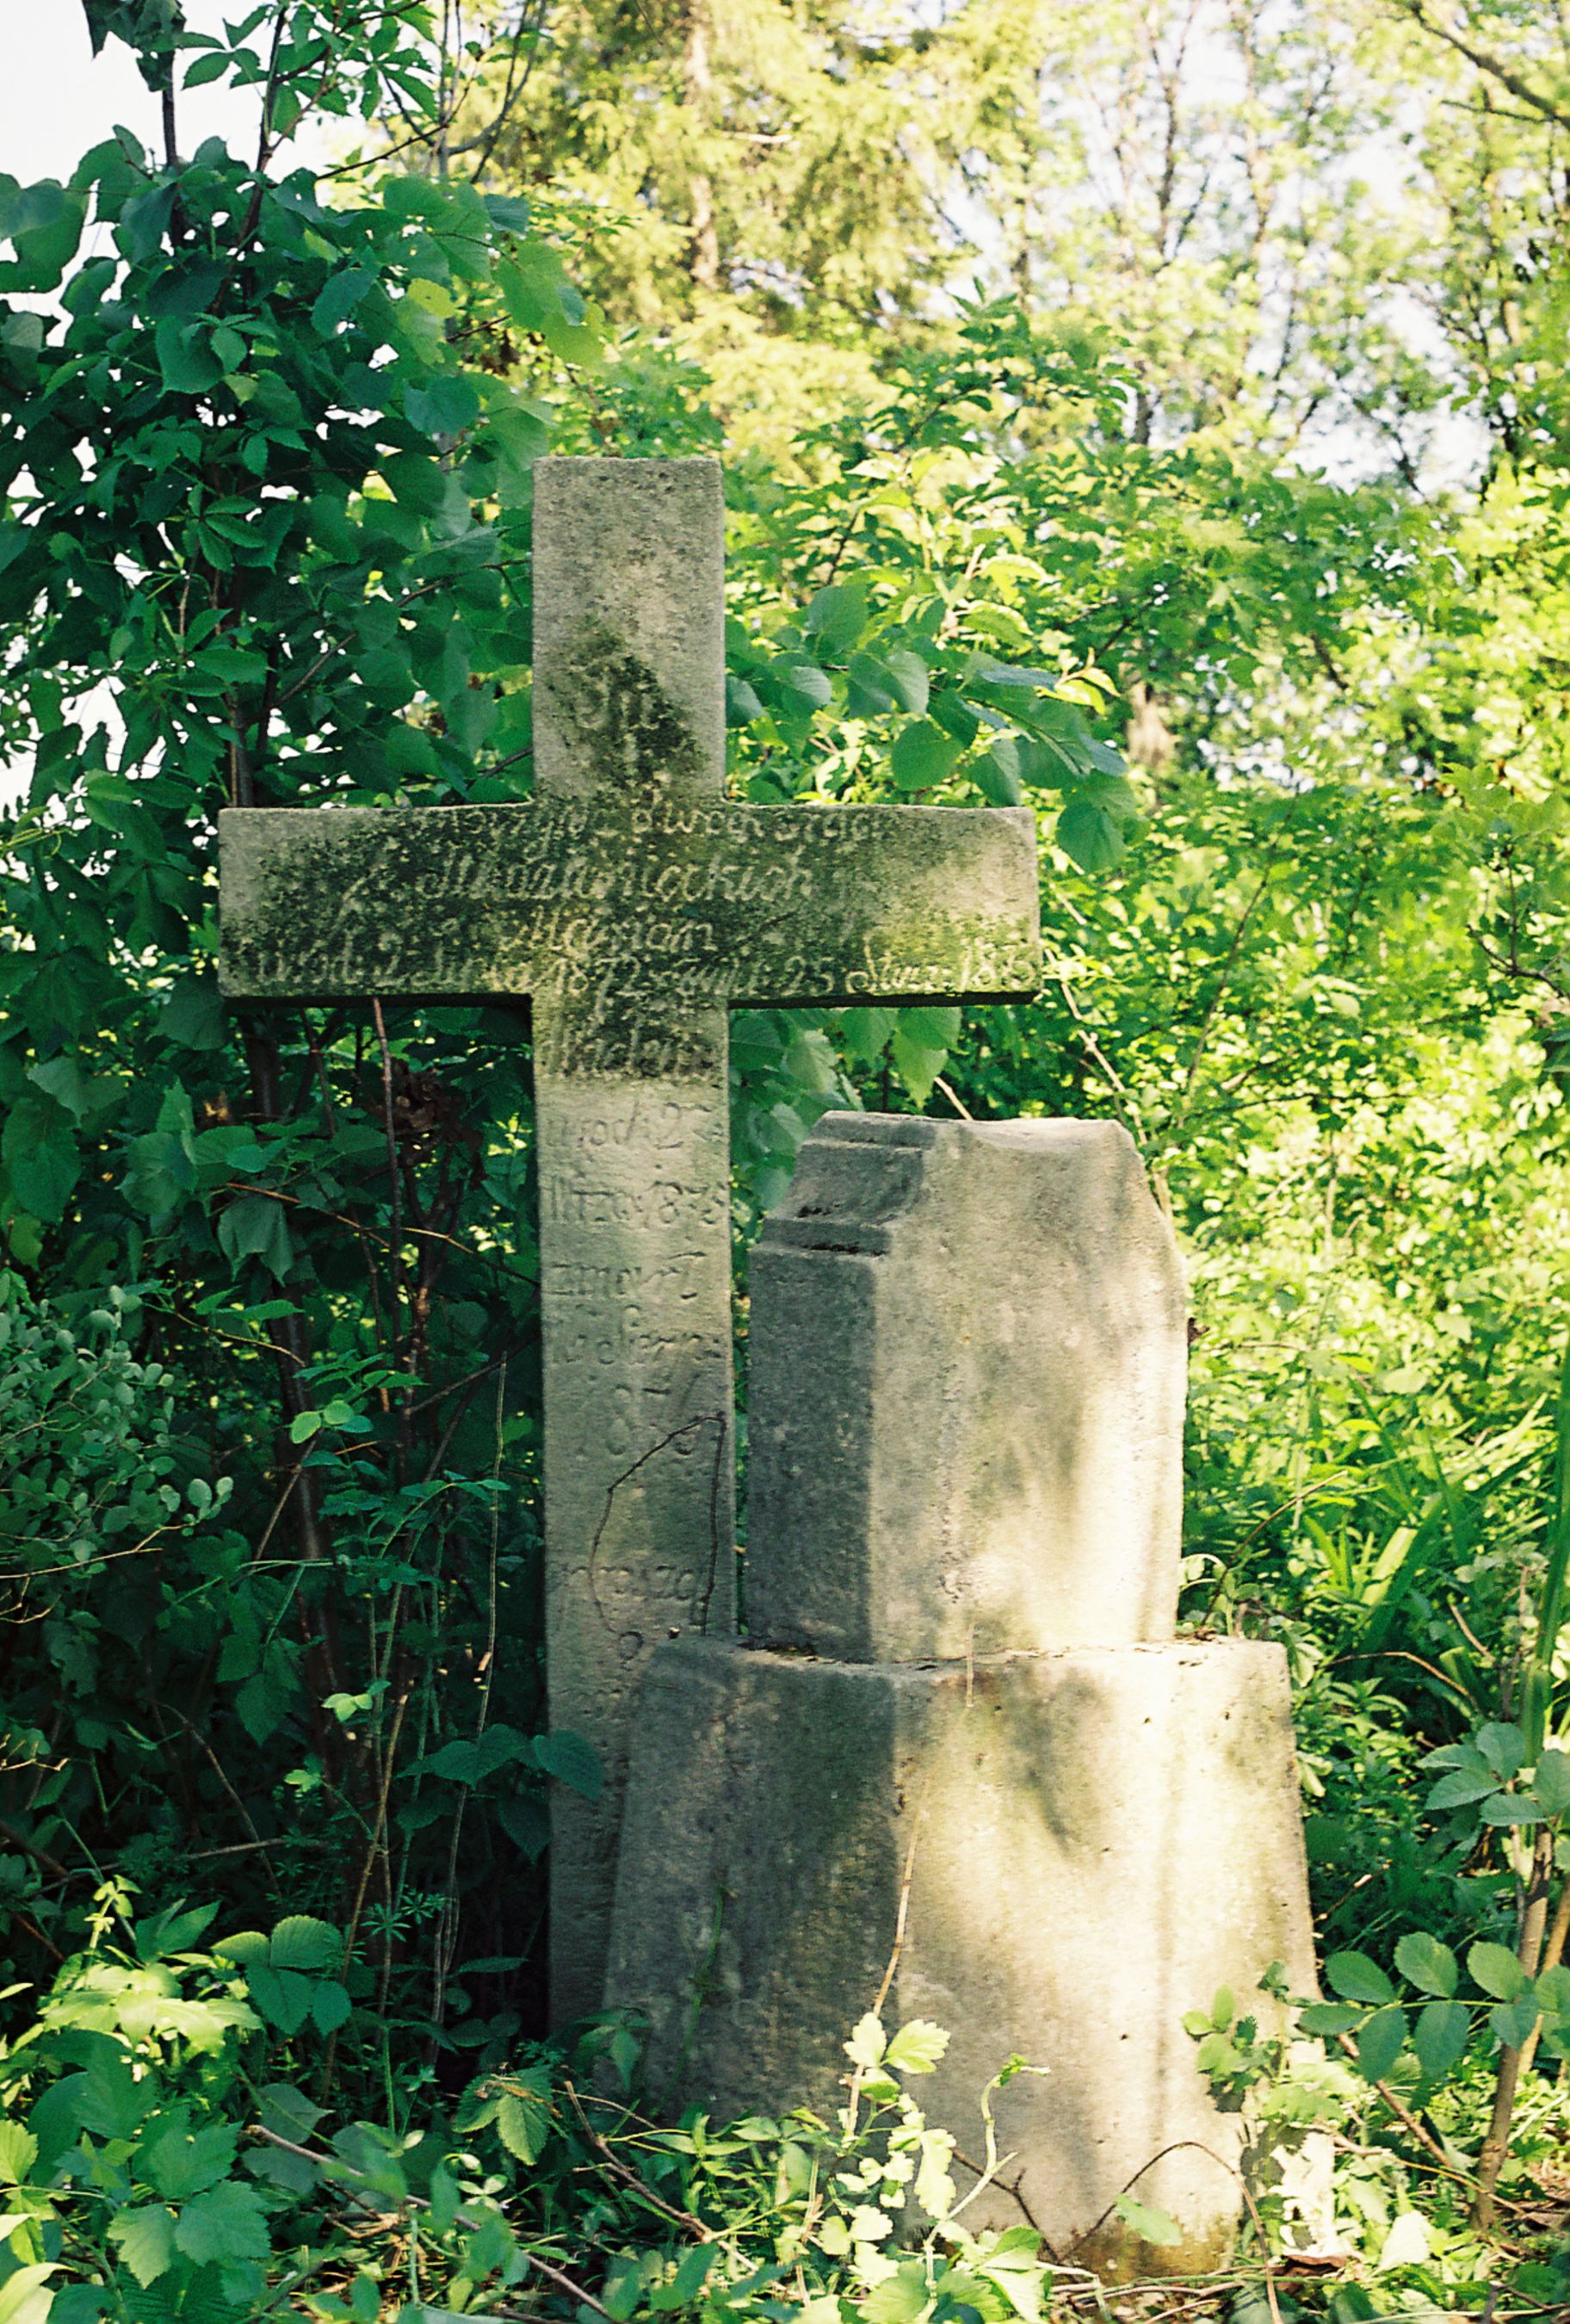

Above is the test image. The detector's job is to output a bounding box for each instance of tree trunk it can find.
[684,1,720,293]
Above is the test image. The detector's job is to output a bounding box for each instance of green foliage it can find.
[0,0,630,2044]
[13,0,1570,2306]
[0,1906,1053,2324]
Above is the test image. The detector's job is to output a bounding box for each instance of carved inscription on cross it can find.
[219,458,1042,2021]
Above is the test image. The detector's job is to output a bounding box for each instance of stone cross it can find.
[218,458,1042,2020]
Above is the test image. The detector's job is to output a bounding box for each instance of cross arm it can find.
[219,804,560,1004]
[711,802,1042,1007]
[217,798,1042,1014]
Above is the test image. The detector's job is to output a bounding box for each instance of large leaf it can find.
[1412,1998,1470,2085]
[1468,1940,1529,2001]
[268,1914,342,1973]
[3,1089,79,1222]
[1394,1932,1457,1997]
[1057,793,1126,873]
[171,2179,270,2266]
[890,718,962,791]
[108,2204,177,2287]
[1326,1950,1395,2006]
[140,2120,238,2200]
[81,0,188,90]
[1354,2004,1407,2083]
[534,1728,603,1800]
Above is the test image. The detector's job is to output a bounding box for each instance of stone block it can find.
[534,456,726,803]
[606,1634,1315,2277]
[745,1115,1187,1660]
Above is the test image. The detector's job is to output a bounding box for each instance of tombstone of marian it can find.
[607,1112,1319,2275]
[218,457,1043,2023]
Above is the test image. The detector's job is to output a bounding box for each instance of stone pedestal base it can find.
[605,1635,1315,2278]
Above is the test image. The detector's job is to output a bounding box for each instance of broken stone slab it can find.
[605,1633,1317,2278]
[745,1115,1187,1660]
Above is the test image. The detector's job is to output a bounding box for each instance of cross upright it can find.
[219,457,1042,2021]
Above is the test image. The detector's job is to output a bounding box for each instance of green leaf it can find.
[312,1980,352,2034]
[27,1056,104,1120]
[182,47,233,87]
[495,2069,553,2163]
[484,193,533,232]
[77,2054,152,2140]
[1476,1721,1526,1777]
[805,583,868,654]
[0,2125,37,2186]
[3,1090,79,1222]
[883,648,930,715]
[154,317,226,394]
[1535,1748,1570,1814]
[312,266,374,335]
[862,2260,930,2324]
[845,652,898,715]
[82,0,187,90]
[891,1029,947,1103]
[247,1962,315,2036]
[121,1128,196,1221]
[844,2013,886,2070]
[890,719,961,790]
[975,739,1024,806]
[1295,2001,1360,2035]
[109,2204,177,2287]
[841,1006,897,1062]
[1412,1998,1470,2085]
[899,1006,961,1048]
[8,1132,80,1224]
[160,975,228,1049]
[1427,1768,1500,1809]
[1355,2004,1407,2083]
[0,2269,55,2324]
[0,180,68,243]
[1468,1940,1529,2001]
[172,2179,270,2267]
[1057,793,1126,873]
[774,659,832,709]
[405,374,481,437]
[217,1192,294,1281]
[140,2120,237,2200]
[1112,2193,1181,2247]
[884,2019,950,2074]
[1490,1993,1541,2049]
[257,2083,325,2146]
[1480,1793,1547,1824]
[534,1728,603,1799]
[1326,1950,1395,2006]
[269,1914,342,1972]
[1394,1932,1457,1997]
[498,1794,549,1860]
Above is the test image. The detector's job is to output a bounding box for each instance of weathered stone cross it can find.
[219,458,1042,2020]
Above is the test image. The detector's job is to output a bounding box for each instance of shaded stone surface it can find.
[607,1635,1317,2276]
[217,456,1042,2023]
[609,1107,1320,2273]
[747,1114,1186,1660]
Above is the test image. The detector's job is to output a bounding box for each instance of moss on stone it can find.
[539,625,704,796]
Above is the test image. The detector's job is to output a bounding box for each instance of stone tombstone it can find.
[747,1115,1187,1660]
[607,1114,1317,2275]
[217,458,1043,2023]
